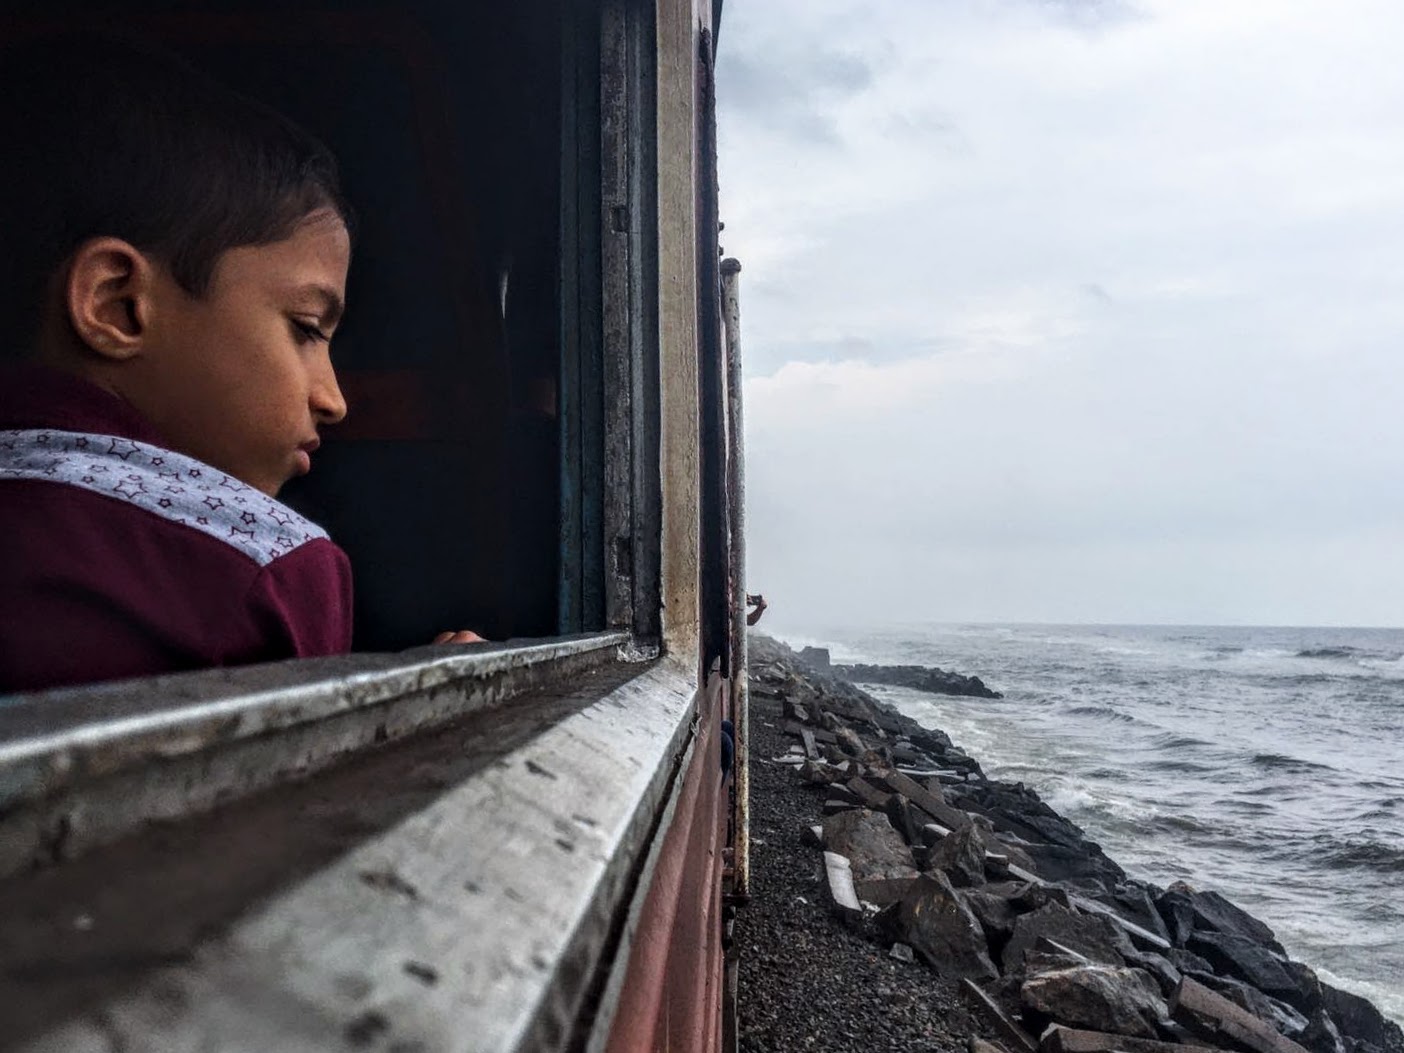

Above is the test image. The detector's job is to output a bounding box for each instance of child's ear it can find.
[64,237,156,361]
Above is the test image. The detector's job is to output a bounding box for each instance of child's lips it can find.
[294,438,320,475]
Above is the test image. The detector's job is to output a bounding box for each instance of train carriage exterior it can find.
[0,1,750,1049]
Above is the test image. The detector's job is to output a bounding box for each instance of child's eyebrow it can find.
[297,284,345,327]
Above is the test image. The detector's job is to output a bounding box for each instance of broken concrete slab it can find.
[884,768,973,831]
[1038,937,1093,964]
[898,767,966,781]
[1021,964,1166,1039]
[1069,892,1172,952]
[1006,863,1046,887]
[784,719,836,744]
[1040,1025,1223,1053]
[845,776,893,811]
[1173,977,1313,1053]
[968,825,1041,876]
[961,979,1040,1053]
[823,850,861,916]
[921,821,955,844]
[826,782,861,804]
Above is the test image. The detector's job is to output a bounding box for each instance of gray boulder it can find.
[1110,883,1173,944]
[1321,982,1404,1053]
[960,887,1020,943]
[1168,947,1215,975]
[1157,883,1283,952]
[1186,929,1302,1001]
[822,808,918,883]
[1301,1010,1348,1053]
[929,824,987,888]
[885,792,923,846]
[887,872,999,980]
[1286,960,1324,1014]
[1003,903,1131,976]
[835,725,868,757]
[1020,964,1167,1038]
[1120,946,1182,998]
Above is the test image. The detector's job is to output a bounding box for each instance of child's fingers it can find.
[433,630,485,645]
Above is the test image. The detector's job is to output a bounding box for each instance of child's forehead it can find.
[216,213,350,298]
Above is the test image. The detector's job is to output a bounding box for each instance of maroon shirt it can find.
[0,365,353,693]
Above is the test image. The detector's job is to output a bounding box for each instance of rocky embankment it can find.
[798,646,1002,699]
[737,633,1403,1053]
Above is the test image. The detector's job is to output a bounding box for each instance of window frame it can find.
[0,0,678,875]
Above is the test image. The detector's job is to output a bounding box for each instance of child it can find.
[0,34,368,692]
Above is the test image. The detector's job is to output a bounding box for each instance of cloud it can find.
[1018,0,1145,30]
[720,0,1404,628]
[718,45,875,145]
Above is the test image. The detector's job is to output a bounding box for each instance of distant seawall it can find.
[796,645,1002,699]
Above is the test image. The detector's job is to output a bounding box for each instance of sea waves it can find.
[829,621,1404,1023]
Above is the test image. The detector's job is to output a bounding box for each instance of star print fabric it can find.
[0,364,353,693]
[0,429,327,567]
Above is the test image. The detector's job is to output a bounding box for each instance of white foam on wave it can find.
[1042,777,1165,825]
[769,632,872,665]
[1358,653,1404,678]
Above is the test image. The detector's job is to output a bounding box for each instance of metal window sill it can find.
[0,631,632,878]
[1,653,701,1053]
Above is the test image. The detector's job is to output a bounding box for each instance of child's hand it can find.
[433,630,485,644]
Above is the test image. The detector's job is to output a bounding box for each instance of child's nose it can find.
[310,357,348,424]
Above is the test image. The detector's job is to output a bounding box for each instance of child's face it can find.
[137,209,350,496]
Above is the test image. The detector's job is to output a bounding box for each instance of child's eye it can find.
[290,318,331,345]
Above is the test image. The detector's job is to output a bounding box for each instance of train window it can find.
[4,2,622,651]
[1,0,664,663]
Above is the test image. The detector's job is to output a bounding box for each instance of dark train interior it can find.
[4,2,606,649]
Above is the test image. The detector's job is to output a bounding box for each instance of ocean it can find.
[781,623,1404,1023]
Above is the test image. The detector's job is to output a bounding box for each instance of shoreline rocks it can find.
[740,632,1403,1053]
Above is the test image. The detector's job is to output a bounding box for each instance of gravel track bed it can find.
[736,692,983,1052]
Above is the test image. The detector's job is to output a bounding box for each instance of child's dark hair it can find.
[0,31,352,358]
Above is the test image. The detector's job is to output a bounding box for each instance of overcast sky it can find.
[717,0,1404,630]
